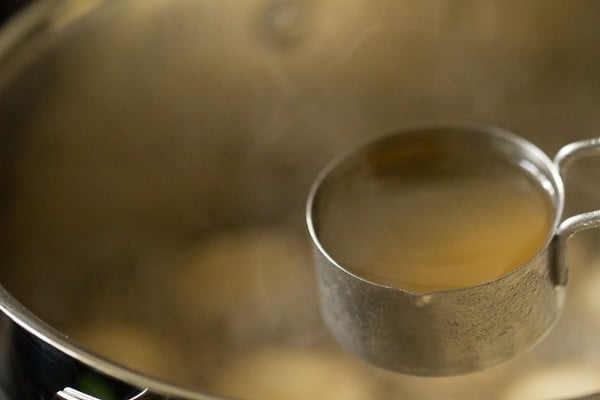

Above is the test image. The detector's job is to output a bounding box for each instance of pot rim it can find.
[0,1,219,398]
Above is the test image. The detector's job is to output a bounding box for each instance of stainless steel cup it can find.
[306,124,600,376]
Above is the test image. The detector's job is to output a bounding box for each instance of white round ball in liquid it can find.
[68,322,185,383]
[210,347,376,400]
[502,364,600,400]
[173,229,319,339]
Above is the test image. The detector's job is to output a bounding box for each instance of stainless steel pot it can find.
[2,1,600,399]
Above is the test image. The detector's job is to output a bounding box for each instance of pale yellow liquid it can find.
[316,151,555,293]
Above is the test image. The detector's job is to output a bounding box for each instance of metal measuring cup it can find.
[306,124,600,376]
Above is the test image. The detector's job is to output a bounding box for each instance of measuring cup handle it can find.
[553,137,600,286]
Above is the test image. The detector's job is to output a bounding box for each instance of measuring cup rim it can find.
[305,122,565,295]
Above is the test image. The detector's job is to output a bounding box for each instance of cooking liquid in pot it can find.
[316,151,555,293]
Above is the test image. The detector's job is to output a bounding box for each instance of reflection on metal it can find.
[555,137,600,178]
[54,387,150,400]
[54,387,102,400]
[306,124,566,375]
[2,0,600,399]
[308,125,600,376]
[553,137,600,286]
[49,0,105,31]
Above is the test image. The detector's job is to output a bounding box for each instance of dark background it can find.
[0,0,32,25]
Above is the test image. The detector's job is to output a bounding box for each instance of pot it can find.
[2,1,600,399]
